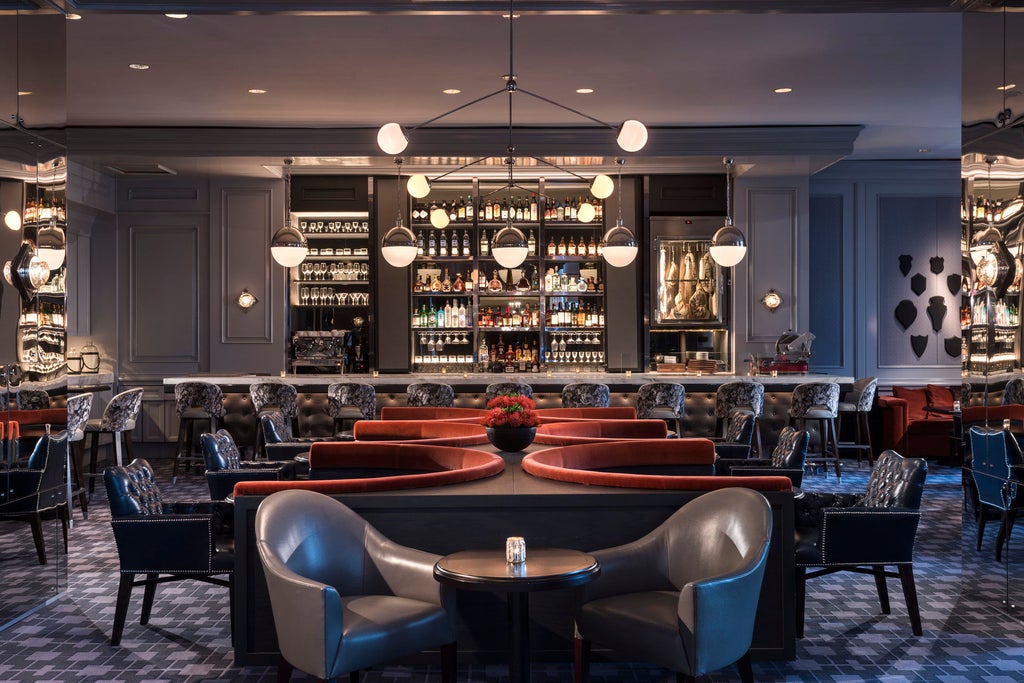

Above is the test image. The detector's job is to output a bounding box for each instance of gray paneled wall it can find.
[605,175,641,370]
[374,177,411,372]
[808,185,855,375]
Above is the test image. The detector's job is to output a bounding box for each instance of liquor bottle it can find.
[430,273,442,292]
[587,234,597,257]
[478,270,488,290]
[557,198,565,222]
[485,199,493,221]
[489,270,503,292]
[428,305,438,327]
[598,305,605,326]
[531,266,539,291]
[413,275,423,293]
[462,230,471,257]
[544,268,554,292]
[587,276,596,292]
[516,269,531,292]
[457,197,466,221]
[570,197,578,221]
[436,303,445,328]
[458,301,467,327]
[577,276,588,293]
[428,230,437,257]
[419,305,428,327]
[411,307,419,328]
[567,236,576,257]
[442,269,452,292]
[547,235,556,257]
[597,239,604,257]
[558,236,567,256]
[526,229,537,256]
[444,300,453,327]
[499,199,508,221]
[466,195,474,220]
[479,338,489,366]
[439,230,449,257]
[453,272,465,292]
[480,229,489,256]
[497,335,506,360]
[449,201,457,222]
[530,193,538,221]
[416,230,425,256]
[512,306,522,327]
[577,303,586,327]
[465,270,475,291]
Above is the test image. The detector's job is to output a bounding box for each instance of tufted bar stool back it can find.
[250,382,299,457]
[561,382,611,408]
[16,387,51,410]
[172,381,226,482]
[85,387,145,495]
[66,392,94,519]
[715,381,765,456]
[1002,378,1024,406]
[328,383,377,435]
[485,382,534,404]
[789,382,841,481]
[636,382,685,435]
[837,377,878,467]
[407,382,455,407]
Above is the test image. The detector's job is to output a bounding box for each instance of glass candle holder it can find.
[505,536,526,564]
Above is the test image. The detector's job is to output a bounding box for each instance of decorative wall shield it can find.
[946,273,962,296]
[927,296,947,332]
[910,273,926,296]
[929,256,944,275]
[944,336,962,358]
[895,299,917,331]
[899,254,913,277]
[910,335,928,358]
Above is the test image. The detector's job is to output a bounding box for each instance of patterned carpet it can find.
[0,453,1022,683]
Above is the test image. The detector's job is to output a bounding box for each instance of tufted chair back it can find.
[104,458,165,516]
[969,427,1024,511]
[16,388,50,410]
[250,381,299,418]
[66,392,94,443]
[714,381,764,419]
[201,430,243,471]
[407,382,455,407]
[485,382,534,403]
[23,430,69,501]
[328,382,377,421]
[99,388,145,432]
[789,382,840,419]
[859,450,927,509]
[723,412,754,445]
[174,381,226,418]
[261,411,295,444]
[845,377,878,413]
[771,427,809,469]
[636,382,685,420]
[1002,378,1024,406]
[561,382,610,408]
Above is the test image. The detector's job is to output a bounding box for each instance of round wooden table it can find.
[434,548,599,683]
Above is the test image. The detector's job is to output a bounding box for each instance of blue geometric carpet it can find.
[1,455,1021,682]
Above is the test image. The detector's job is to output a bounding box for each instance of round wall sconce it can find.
[761,289,783,313]
[237,288,259,311]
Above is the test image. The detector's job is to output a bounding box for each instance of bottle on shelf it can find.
[453,271,465,292]
[416,230,425,256]
[547,235,556,257]
[567,236,576,257]
[558,236,567,256]
[431,273,442,292]
[439,230,449,257]
[462,230,471,257]
[527,229,536,256]
[485,199,493,221]
[442,269,452,292]
[466,195,474,220]
[530,193,538,221]
[488,270,503,292]
[428,230,437,257]
[480,229,489,256]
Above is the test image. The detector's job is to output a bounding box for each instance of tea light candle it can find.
[505,536,526,564]
[546,369,552,378]
[441,367,447,375]
[625,370,632,378]
[372,369,379,378]
[280,371,287,378]
[463,372,469,379]
[770,370,779,377]
[953,400,961,413]
[1005,418,1011,431]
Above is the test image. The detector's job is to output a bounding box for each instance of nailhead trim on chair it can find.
[111,517,216,571]
[811,510,921,567]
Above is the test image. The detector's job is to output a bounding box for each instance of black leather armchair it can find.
[968,426,1024,561]
[709,412,754,459]
[200,429,294,500]
[574,487,772,683]
[718,426,809,487]
[255,489,456,682]
[260,410,349,461]
[103,458,233,645]
[0,431,69,564]
[795,450,927,637]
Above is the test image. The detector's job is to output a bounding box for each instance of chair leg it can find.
[574,636,590,683]
[29,514,46,564]
[873,565,891,614]
[828,417,841,481]
[88,431,100,495]
[978,509,988,551]
[59,505,69,551]
[440,641,457,683]
[140,574,158,625]
[860,412,874,466]
[113,431,124,468]
[173,420,187,483]
[125,430,134,463]
[276,655,294,683]
[71,441,88,519]
[111,573,135,646]
[753,417,763,458]
[897,564,923,636]
[736,651,754,683]
[795,566,806,639]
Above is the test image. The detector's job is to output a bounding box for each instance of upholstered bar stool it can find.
[406,382,455,407]
[15,387,51,410]
[790,382,841,481]
[66,392,94,519]
[85,388,144,495]
[250,382,299,456]
[485,382,534,403]
[1002,377,1024,406]
[837,377,878,467]
[636,382,685,436]
[327,382,377,435]
[561,383,611,409]
[172,381,226,483]
[715,381,765,456]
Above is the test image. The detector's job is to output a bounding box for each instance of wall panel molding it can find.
[220,187,274,344]
[745,187,799,343]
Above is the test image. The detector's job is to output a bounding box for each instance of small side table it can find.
[434,548,599,683]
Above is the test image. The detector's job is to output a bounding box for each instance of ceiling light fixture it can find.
[248,88,267,94]
[381,158,418,268]
[709,157,747,268]
[576,88,594,94]
[442,88,461,95]
[773,87,793,94]
[129,63,150,70]
[165,13,188,19]
[270,158,308,268]
[997,84,1016,91]
[66,13,82,20]
[602,158,638,268]
[4,210,21,231]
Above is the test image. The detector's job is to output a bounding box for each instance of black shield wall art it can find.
[911,335,928,358]
[927,296,947,332]
[947,273,962,296]
[944,336,962,358]
[895,299,917,330]
[910,273,926,296]
[930,256,944,275]
[899,255,913,277]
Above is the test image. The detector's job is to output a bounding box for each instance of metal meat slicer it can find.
[758,331,815,374]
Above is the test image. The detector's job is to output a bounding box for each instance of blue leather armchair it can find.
[0,431,69,564]
[969,426,1024,562]
[200,429,294,500]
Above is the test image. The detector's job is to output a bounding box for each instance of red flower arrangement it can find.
[481,393,539,429]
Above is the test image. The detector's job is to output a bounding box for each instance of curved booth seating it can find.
[533,419,668,445]
[234,443,505,496]
[353,420,490,446]
[536,407,637,421]
[381,406,489,421]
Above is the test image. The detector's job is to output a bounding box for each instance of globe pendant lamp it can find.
[710,158,747,268]
[602,158,638,268]
[4,210,21,231]
[407,174,431,199]
[381,158,418,268]
[590,174,614,200]
[270,158,308,268]
[492,222,528,269]
[36,220,66,270]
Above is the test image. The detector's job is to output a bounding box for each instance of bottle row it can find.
[23,197,67,224]
[414,228,606,260]
[413,266,604,294]
[478,334,542,373]
[964,300,1020,327]
[410,298,607,330]
[298,262,368,281]
[411,194,603,225]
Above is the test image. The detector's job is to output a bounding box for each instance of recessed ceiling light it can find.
[997,83,1017,91]
[502,13,521,19]
[165,13,188,19]
[17,91,31,96]
[66,13,82,20]
[248,88,267,94]
[918,148,930,153]
[773,87,793,94]
[129,63,150,70]
[442,88,461,95]
[576,88,594,94]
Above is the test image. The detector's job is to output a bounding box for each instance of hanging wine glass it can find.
[428,335,436,353]
[436,335,444,352]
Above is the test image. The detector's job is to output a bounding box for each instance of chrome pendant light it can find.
[36,220,65,270]
[381,158,419,268]
[491,157,529,269]
[710,158,747,268]
[270,158,308,268]
[602,159,638,268]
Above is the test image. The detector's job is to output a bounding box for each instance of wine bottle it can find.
[439,230,448,257]
[480,229,489,256]
[547,236,556,257]
[530,193,538,221]
[457,197,466,221]
[466,195,475,220]
[416,230,425,256]
[428,231,437,257]
[527,230,536,256]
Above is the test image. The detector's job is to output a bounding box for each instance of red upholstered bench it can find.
[233,442,504,495]
[353,420,489,446]
[533,419,668,445]
[381,407,489,421]
[878,384,961,458]
[536,407,638,420]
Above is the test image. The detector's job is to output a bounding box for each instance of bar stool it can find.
[66,392,93,519]
[1003,377,1024,406]
[250,382,299,456]
[715,381,765,456]
[636,382,685,436]
[561,383,610,408]
[837,377,877,467]
[407,382,455,407]
[85,388,144,495]
[485,382,534,403]
[789,382,841,481]
[172,381,226,483]
[328,382,377,435]
[15,387,50,410]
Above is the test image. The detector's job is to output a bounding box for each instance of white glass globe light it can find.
[590,175,614,200]
[577,202,596,223]
[4,210,21,231]
[616,120,649,153]
[270,225,309,267]
[377,122,408,155]
[407,174,431,199]
[602,222,638,267]
[491,226,529,269]
[381,224,418,268]
[429,206,450,229]
[709,222,748,268]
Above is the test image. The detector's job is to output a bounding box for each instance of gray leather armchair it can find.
[255,489,457,683]
[574,487,773,683]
